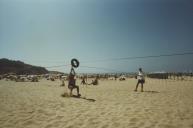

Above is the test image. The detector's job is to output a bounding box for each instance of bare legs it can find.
[69,85,80,96]
[134,81,143,92]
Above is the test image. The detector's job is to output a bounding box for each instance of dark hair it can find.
[139,68,142,71]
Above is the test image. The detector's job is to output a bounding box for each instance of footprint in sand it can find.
[130,117,138,122]
[100,124,109,128]
[112,122,120,127]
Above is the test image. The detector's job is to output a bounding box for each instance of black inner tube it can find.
[71,59,79,68]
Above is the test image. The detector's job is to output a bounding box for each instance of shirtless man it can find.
[68,67,81,96]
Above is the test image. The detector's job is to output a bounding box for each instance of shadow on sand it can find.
[144,90,160,93]
[61,94,96,102]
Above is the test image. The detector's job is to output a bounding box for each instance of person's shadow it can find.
[61,94,96,102]
[144,90,160,93]
[71,95,96,102]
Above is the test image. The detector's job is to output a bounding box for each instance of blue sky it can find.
[0,0,193,73]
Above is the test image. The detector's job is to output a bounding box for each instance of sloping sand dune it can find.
[0,78,193,128]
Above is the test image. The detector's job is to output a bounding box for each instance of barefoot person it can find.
[81,76,87,85]
[88,77,99,85]
[134,68,145,92]
[68,67,81,97]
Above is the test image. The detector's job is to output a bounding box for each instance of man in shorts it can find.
[68,67,81,97]
[134,68,145,92]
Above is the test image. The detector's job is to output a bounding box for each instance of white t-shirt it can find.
[138,71,144,80]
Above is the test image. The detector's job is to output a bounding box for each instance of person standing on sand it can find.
[68,67,81,97]
[81,76,87,85]
[134,68,145,92]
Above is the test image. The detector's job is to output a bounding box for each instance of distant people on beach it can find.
[68,67,81,97]
[134,68,145,92]
[88,77,99,85]
[81,76,87,85]
[119,75,126,81]
[114,75,118,80]
[61,79,65,86]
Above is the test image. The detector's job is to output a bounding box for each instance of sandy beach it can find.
[0,78,193,128]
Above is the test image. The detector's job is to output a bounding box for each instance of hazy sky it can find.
[0,0,193,73]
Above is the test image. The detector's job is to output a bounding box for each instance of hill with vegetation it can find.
[0,58,49,75]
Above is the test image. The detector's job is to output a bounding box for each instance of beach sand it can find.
[0,78,193,128]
